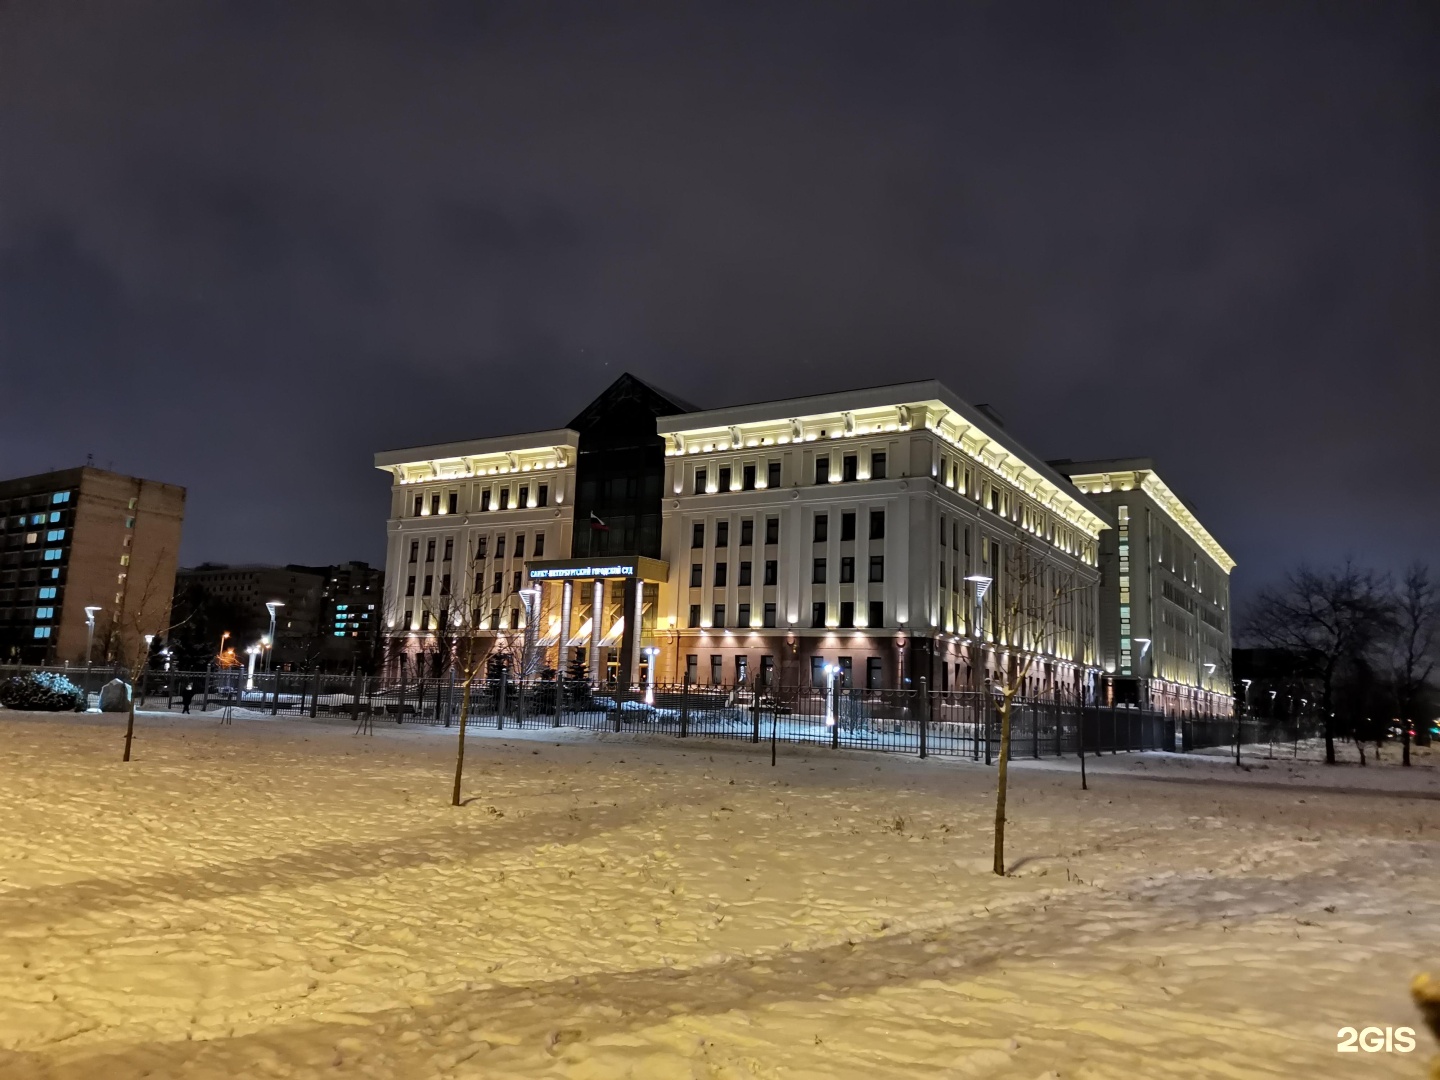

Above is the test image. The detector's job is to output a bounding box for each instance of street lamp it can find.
[84,606,102,663]
[823,662,840,726]
[246,644,261,691]
[264,602,284,673]
[641,645,660,704]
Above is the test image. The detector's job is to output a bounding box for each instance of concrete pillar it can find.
[620,578,644,688]
[559,580,573,674]
[588,579,605,683]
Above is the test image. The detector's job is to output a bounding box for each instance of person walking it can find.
[180,681,195,714]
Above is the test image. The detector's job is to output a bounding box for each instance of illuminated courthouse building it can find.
[377,375,1108,696]
[1052,459,1234,716]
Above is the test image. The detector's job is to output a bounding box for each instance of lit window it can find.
[43,548,63,561]
[125,516,135,528]
[120,555,130,566]
[51,491,70,504]
[36,607,54,619]
[38,587,56,599]
[33,627,51,639]
[46,530,64,541]
[48,512,60,523]
[30,514,44,525]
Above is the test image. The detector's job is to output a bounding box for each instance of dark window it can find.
[814,514,828,542]
[716,520,729,547]
[500,488,510,510]
[767,461,781,489]
[692,523,705,548]
[710,654,723,686]
[713,604,725,628]
[839,601,854,628]
[811,656,826,686]
[492,572,502,594]
[420,610,430,631]
[426,539,436,562]
[403,609,413,628]
[940,516,948,546]
[765,516,779,545]
[841,512,856,541]
[491,606,500,626]
[688,604,701,628]
[763,602,776,627]
[871,452,886,480]
[718,467,731,492]
[513,571,522,591]
[837,657,853,688]
[868,600,884,628]
[811,602,826,628]
[812,558,826,584]
[690,563,703,588]
[840,556,854,583]
[518,486,528,508]
[870,509,885,540]
[481,490,491,511]
[740,518,753,546]
[815,456,830,484]
[448,492,458,514]
[759,654,775,687]
[409,540,419,562]
[534,533,545,557]
[405,575,415,596]
[686,654,698,683]
[476,536,487,558]
[742,464,756,490]
[496,535,506,559]
[537,484,548,507]
[440,574,451,595]
[737,602,751,627]
[474,572,483,592]
[763,560,777,586]
[739,561,752,586]
[423,575,433,596]
[514,535,525,559]
[443,537,453,561]
[842,455,858,482]
[964,526,971,555]
[430,494,441,515]
[413,495,423,517]
[694,467,707,495]
[714,562,728,587]
[869,555,885,582]
[866,656,883,689]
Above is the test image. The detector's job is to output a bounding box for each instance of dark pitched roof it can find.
[566,372,701,432]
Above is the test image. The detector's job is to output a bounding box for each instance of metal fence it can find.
[3,663,1294,761]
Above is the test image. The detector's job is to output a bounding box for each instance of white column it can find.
[559,580,574,674]
[588,579,605,682]
[627,579,645,686]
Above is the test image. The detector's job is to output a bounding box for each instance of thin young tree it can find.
[1243,562,1393,765]
[449,602,494,805]
[113,552,185,762]
[988,545,1080,876]
[1389,564,1437,764]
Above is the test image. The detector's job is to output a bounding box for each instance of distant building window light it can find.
[51,491,71,504]
[36,607,54,619]
[125,516,135,528]
[43,548,62,561]
[38,587,56,599]
[48,512,60,523]
[33,627,51,639]
[30,514,44,525]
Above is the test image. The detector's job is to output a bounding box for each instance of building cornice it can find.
[1068,468,1236,574]
[374,429,579,485]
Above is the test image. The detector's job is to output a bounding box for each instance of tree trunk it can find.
[123,693,136,762]
[993,695,1013,876]
[451,673,474,806]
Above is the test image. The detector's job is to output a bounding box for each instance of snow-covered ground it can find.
[0,709,1435,1079]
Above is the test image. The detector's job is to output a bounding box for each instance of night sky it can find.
[2,2,1435,601]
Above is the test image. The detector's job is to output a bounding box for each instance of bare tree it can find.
[113,552,185,762]
[1390,564,1438,765]
[987,545,1082,876]
[1242,562,1394,765]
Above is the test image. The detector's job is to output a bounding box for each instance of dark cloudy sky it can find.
[2,1,1435,599]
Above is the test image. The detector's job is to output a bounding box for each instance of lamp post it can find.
[84,606,101,664]
[823,662,840,727]
[264,602,284,673]
[1133,637,1152,711]
[246,644,261,691]
[641,645,660,705]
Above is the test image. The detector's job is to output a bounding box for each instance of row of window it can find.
[411,484,550,518]
[686,598,886,631]
[680,653,886,690]
[405,569,528,598]
[689,510,885,549]
[408,532,547,563]
[691,451,888,496]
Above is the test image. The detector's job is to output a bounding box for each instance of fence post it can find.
[310,670,320,719]
[351,672,362,725]
[918,677,928,759]
[751,680,761,743]
[496,673,505,730]
[270,672,280,715]
[770,695,778,766]
[831,683,840,750]
[1079,708,1088,790]
[1032,701,1040,759]
[984,697,992,766]
[553,678,562,727]
[166,672,174,711]
[201,664,211,713]
[680,677,689,738]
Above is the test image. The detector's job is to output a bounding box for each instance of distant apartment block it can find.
[0,466,186,665]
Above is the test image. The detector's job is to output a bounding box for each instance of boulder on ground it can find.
[98,679,132,712]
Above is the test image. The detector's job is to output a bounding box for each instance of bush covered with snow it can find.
[0,671,87,712]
